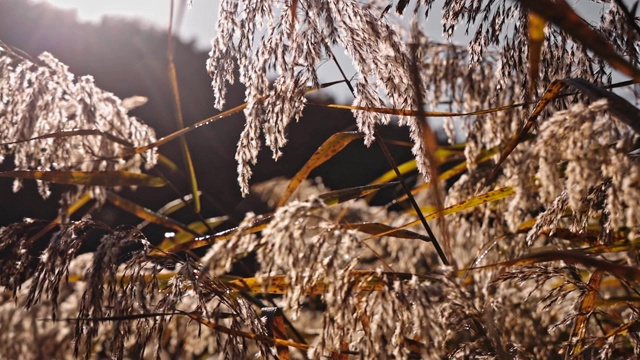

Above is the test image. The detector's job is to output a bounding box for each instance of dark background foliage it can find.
[0,0,412,232]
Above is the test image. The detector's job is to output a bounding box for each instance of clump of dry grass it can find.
[3,0,640,358]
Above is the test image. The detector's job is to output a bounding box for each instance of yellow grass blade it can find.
[489,79,565,181]
[22,192,94,246]
[567,270,604,357]
[519,0,640,82]
[162,183,397,254]
[183,311,310,351]
[167,0,200,213]
[369,159,417,186]
[225,270,420,295]
[343,222,431,242]
[0,170,166,187]
[137,191,202,230]
[157,216,229,249]
[157,154,181,173]
[527,11,546,96]
[396,146,499,203]
[580,237,640,255]
[472,250,640,283]
[308,102,525,117]
[317,182,398,206]
[603,321,640,339]
[106,191,195,234]
[420,186,515,222]
[160,215,272,253]
[278,131,363,207]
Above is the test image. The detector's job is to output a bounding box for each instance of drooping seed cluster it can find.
[0,44,157,199]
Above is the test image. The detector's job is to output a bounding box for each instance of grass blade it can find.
[317,182,398,205]
[489,79,565,182]
[137,191,204,231]
[160,215,273,253]
[474,250,640,283]
[126,81,344,158]
[527,10,546,96]
[167,0,200,213]
[0,129,132,147]
[567,270,604,358]
[368,159,417,186]
[420,186,514,222]
[409,42,448,265]
[563,78,640,134]
[182,311,310,351]
[162,183,398,254]
[157,216,229,249]
[277,131,363,207]
[225,270,420,295]
[518,0,640,81]
[396,146,500,203]
[0,170,166,187]
[308,102,526,117]
[261,307,290,359]
[491,78,640,182]
[343,222,431,242]
[106,191,196,235]
[21,192,93,248]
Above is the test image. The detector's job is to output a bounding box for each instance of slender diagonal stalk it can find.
[168,0,201,213]
[407,42,449,265]
[328,48,449,266]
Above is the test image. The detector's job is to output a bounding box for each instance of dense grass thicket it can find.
[3,0,640,358]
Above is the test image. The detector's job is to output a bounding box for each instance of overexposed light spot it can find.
[35,0,218,50]
[36,0,171,25]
